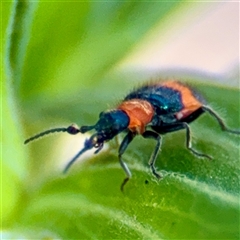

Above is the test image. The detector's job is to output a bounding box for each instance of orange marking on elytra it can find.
[161,81,202,119]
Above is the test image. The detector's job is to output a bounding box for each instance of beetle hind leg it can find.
[202,106,240,135]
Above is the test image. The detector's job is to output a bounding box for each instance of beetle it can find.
[24,80,240,190]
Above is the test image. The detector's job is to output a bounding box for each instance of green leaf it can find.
[3,1,239,239]
[6,80,240,239]
[2,0,34,223]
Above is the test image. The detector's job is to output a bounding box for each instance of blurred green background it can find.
[2,1,239,239]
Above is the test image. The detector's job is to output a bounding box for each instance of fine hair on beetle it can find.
[24,80,240,191]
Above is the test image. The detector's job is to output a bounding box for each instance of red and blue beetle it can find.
[25,80,240,190]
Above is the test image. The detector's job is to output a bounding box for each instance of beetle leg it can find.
[142,131,162,179]
[181,122,213,159]
[202,106,240,134]
[154,122,213,160]
[118,131,136,191]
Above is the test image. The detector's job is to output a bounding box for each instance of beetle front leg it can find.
[118,131,136,191]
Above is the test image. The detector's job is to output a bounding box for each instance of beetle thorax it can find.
[118,99,154,134]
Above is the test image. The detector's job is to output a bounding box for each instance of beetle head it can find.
[63,109,129,173]
[24,109,129,173]
[81,109,129,147]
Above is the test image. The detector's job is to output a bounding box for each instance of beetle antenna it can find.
[24,127,69,144]
[63,147,88,173]
[63,137,95,173]
[24,124,96,145]
[24,124,83,144]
